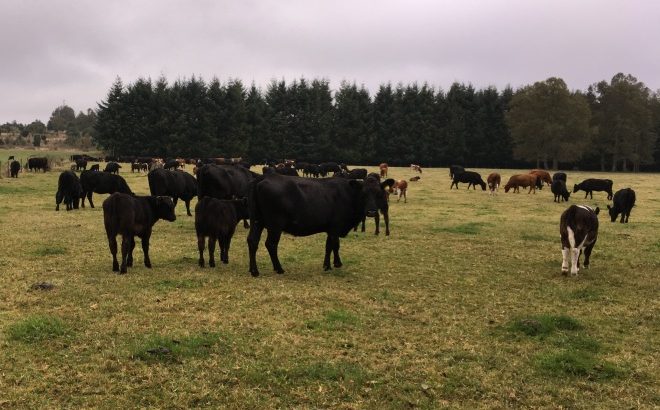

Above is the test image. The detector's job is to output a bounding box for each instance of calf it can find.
[104,162,121,174]
[89,164,100,171]
[551,179,571,202]
[338,168,368,180]
[10,160,20,177]
[390,179,409,202]
[573,179,613,200]
[103,193,176,273]
[195,197,248,267]
[379,163,388,178]
[55,171,82,211]
[80,170,133,208]
[451,171,486,190]
[27,157,48,172]
[530,169,552,188]
[607,188,636,223]
[410,164,422,173]
[409,176,421,182]
[75,159,88,171]
[504,174,538,194]
[560,205,599,275]
[552,172,567,182]
[487,172,501,195]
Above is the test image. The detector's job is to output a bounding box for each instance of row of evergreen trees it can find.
[88,74,660,170]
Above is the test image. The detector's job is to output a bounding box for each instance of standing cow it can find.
[195,197,248,267]
[10,160,21,177]
[560,205,599,275]
[80,170,133,208]
[104,162,122,174]
[55,171,83,211]
[573,179,613,200]
[607,188,636,223]
[148,168,198,216]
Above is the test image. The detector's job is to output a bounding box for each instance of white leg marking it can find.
[571,248,580,275]
[561,248,569,273]
[567,226,576,249]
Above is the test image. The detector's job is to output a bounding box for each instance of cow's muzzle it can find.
[366,209,378,217]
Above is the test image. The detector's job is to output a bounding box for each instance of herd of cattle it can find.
[6,155,638,277]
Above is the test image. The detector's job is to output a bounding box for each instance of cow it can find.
[148,168,198,216]
[338,168,368,180]
[487,172,501,195]
[410,164,422,173]
[197,164,255,227]
[389,179,409,202]
[551,179,571,202]
[247,168,394,276]
[303,164,320,178]
[9,160,20,178]
[75,159,88,171]
[552,172,567,182]
[319,162,341,177]
[573,179,613,200]
[80,170,133,208]
[89,164,100,171]
[354,174,395,235]
[409,176,421,182]
[102,193,176,274]
[164,159,180,170]
[264,166,299,176]
[504,174,539,194]
[530,169,552,188]
[379,163,388,178]
[195,197,248,267]
[55,171,83,211]
[104,162,121,174]
[131,162,142,173]
[451,171,487,190]
[560,205,599,275]
[449,165,464,179]
[27,157,48,172]
[607,188,636,223]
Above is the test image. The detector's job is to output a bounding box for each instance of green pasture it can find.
[0,149,658,408]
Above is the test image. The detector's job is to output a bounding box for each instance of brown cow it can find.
[389,179,408,203]
[504,174,539,194]
[409,176,420,182]
[379,163,388,178]
[410,164,422,173]
[487,172,501,195]
[530,169,552,187]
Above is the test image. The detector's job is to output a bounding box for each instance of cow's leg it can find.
[561,247,570,274]
[361,217,366,232]
[87,192,95,208]
[570,248,580,275]
[324,235,333,270]
[127,237,135,267]
[243,219,250,229]
[383,210,390,236]
[403,190,407,203]
[583,241,596,269]
[374,212,380,235]
[142,236,152,268]
[120,235,130,274]
[185,200,192,216]
[265,229,284,274]
[108,235,119,272]
[223,235,232,264]
[332,236,342,268]
[247,222,264,276]
[55,191,62,211]
[208,236,217,267]
[197,235,206,267]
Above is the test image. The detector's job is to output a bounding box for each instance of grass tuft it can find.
[154,279,205,290]
[510,314,582,337]
[7,315,71,343]
[536,351,625,380]
[130,332,228,363]
[305,309,360,331]
[437,222,492,235]
[32,245,67,256]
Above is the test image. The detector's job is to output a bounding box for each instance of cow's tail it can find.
[103,195,119,235]
[247,177,263,225]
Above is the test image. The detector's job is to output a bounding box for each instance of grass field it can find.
[0,149,658,408]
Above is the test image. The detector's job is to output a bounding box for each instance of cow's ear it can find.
[606,204,611,210]
[594,207,600,215]
[349,180,363,190]
[381,178,395,190]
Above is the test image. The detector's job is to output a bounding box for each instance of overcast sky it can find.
[1,0,658,124]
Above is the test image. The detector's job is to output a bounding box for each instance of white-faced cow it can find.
[560,205,599,275]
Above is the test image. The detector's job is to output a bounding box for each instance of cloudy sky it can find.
[1,0,658,124]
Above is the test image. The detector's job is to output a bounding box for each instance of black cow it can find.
[197,164,254,200]
[573,179,613,200]
[247,168,392,276]
[318,162,341,177]
[90,164,100,171]
[560,205,599,275]
[27,157,48,172]
[75,159,87,171]
[164,159,180,170]
[450,171,486,190]
[551,179,571,202]
[80,170,133,208]
[10,160,20,177]
[607,188,636,223]
[552,172,567,182]
[104,162,121,174]
[449,165,464,179]
[264,166,299,176]
[303,164,320,178]
[195,197,248,267]
[55,171,83,211]
[148,168,198,216]
[355,174,395,235]
[103,193,176,273]
[338,168,368,180]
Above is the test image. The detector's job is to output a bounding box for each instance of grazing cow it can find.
[560,205,599,275]
[379,163,388,178]
[573,179,613,200]
[103,193,176,273]
[80,170,133,208]
[487,172,501,194]
[389,179,409,202]
[451,171,487,190]
[551,179,571,202]
[75,159,87,171]
[552,172,567,182]
[530,169,552,188]
[27,157,48,172]
[247,168,393,276]
[55,171,82,211]
[164,159,180,170]
[319,162,341,177]
[338,168,368,180]
[104,162,121,174]
[410,164,422,173]
[607,188,636,223]
[504,174,539,194]
[195,197,248,267]
[10,160,20,177]
[89,164,100,171]
[409,176,421,182]
[449,165,465,179]
[148,168,198,216]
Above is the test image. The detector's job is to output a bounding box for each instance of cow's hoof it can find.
[334,262,343,268]
[323,265,332,271]
[275,268,285,274]
[250,270,260,277]
[112,266,119,272]
[145,262,152,269]
[120,268,127,274]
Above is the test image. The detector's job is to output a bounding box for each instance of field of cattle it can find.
[0,149,658,408]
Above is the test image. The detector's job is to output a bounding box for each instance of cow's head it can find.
[351,177,392,218]
[479,181,487,191]
[573,184,580,193]
[606,204,617,222]
[155,196,177,222]
[563,191,571,202]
